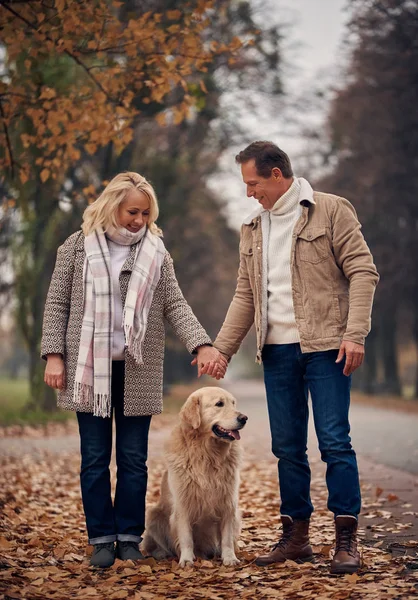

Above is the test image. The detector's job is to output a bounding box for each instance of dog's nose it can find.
[237,414,248,425]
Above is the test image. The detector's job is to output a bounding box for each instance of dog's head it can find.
[180,387,247,442]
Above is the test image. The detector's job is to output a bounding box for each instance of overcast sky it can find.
[209,0,351,229]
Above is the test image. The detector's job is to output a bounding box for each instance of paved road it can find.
[1,380,418,476]
[1,379,417,553]
[223,380,418,475]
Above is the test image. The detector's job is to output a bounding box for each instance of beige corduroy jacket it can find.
[214,189,379,363]
[41,231,212,416]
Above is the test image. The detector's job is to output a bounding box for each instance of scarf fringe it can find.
[124,324,144,364]
[93,392,111,418]
[73,382,111,418]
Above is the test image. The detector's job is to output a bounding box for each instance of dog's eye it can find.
[215,401,224,407]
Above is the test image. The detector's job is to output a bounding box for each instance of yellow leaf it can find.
[110,591,128,599]
[345,572,359,584]
[160,573,176,581]
[56,0,66,13]
[0,536,12,549]
[40,87,56,100]
[40,168,50,183]
[167,10,181,20]
[19,170,29,185]
[138,565,152,574]
[85,143,97,155]
[83,588,98,596]
[200,559,214,568]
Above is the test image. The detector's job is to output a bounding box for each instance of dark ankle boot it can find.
[255,515,313,566]
[116,541,144,561]
[90,542,116,568]
[331,515,361,574]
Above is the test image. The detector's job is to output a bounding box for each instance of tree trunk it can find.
[414,304,418,400]
[28,346,57,412]
[353,325,378,394]
[380,306,402,396]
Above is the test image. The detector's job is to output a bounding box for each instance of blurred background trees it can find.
[317,0,418,397]
[0,0,283,409]
[1,0,417,414]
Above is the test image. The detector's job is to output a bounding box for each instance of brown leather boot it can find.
[330,515,361,574]
[255,515,313,566]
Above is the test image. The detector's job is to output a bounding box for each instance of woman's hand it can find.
[191,346,228,380]
[44,354,66,390]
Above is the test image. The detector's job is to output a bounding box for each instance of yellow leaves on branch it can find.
[0,0,245,184]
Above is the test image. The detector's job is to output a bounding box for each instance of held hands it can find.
[44,354,66,390]
[190,346,228,380]
[336,341,364,376]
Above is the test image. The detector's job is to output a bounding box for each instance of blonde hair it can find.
[82,172,163,237]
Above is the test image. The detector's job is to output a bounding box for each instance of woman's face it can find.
[117,189,150,233]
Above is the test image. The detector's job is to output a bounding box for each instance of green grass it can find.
[0,377,74,426]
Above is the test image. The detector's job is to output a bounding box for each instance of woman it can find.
[41,172,226,568]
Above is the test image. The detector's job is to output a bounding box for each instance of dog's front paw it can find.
[222,554,240,567]
[179,553,195,568]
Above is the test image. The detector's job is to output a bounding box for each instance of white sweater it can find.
[265,178,302,344]
[107,240,130,360]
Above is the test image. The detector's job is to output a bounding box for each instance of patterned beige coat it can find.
[41,231,212,416]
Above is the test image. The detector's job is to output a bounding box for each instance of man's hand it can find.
[336,341,364,376]
[44,354,66,390]
[190,346,228,380]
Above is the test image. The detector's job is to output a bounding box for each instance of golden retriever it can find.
[142,387,248,567]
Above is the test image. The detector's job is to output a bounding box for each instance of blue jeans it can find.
[77,361,151,545]
[262,343,361,520]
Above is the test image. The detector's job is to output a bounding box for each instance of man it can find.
[210,141,379,574]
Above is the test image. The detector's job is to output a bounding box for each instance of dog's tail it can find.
[141,505,176,560]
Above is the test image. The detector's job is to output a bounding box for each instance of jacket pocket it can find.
[336,293,349,324]
[240,238,254,256]
[297,227,329,264]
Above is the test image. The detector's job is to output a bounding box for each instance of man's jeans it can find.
[262,343,361,520]
[77,361,151,545]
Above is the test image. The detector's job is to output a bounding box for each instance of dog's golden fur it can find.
[142,387,247,567]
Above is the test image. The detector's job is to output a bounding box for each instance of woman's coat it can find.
[41,231,212,416]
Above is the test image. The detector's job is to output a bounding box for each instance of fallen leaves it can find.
[1,421,418,600]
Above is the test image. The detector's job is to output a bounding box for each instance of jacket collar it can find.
[242,177,315,225]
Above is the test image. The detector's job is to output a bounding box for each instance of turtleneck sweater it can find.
[265,177,302,344]
[107,239,130,360]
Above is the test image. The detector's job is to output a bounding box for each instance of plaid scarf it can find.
[73,226,165,417]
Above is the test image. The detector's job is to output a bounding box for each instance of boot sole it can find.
[255,555,314,567]
[91,558,115,568]
[330,565,360,574]
[297,555,315,564]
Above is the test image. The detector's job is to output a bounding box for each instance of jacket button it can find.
[307,233,312,240]
[249,248,253,254]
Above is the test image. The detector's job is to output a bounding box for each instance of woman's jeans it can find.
[262,343,361,520]
[77,361,151,545]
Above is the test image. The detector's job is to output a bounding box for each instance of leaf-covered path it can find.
[1,386,418,600]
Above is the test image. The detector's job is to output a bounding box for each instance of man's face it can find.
[241,159,285,210]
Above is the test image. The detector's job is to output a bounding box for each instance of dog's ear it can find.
[180,394,201,429]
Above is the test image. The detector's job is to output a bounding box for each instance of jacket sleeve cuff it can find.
[191,343,213,355]
[342,335,365,346]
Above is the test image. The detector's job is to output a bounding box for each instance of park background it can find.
[1,0,417,422]
[0,2,418,599]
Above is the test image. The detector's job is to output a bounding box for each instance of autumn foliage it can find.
[1,412,417,599]
[0,0,243,184]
